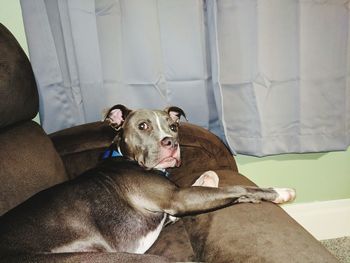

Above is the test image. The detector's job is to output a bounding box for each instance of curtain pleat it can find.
[21,0,80,132]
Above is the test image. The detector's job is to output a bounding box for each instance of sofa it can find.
[0,23,339,262]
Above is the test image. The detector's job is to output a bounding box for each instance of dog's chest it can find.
[133,214,167,254]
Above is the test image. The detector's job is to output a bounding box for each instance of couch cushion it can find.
[0,121,67,215]
[174,122,238,174]
[147,220,196,262]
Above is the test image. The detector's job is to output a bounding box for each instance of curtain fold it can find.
[21,0,350,156]
[208,0,350,156]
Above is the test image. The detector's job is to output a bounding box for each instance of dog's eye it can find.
[169,124,178,132]
[138,122,148,131]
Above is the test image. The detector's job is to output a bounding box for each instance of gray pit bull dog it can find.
[0,105,296,255]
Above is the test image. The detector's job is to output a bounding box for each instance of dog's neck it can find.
[102,144,170,177]
[102,145,123,159]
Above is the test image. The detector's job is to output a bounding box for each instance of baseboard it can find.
[281,199,350,240]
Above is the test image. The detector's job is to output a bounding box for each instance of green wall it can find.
[0,0,28,54]
[1,0,349,204]
[237,150,350,203]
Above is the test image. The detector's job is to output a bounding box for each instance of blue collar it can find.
[102,149,123,159]
[159,169,170,177]
[102,147,170,177]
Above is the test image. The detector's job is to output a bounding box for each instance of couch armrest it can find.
[49,121,237,179]
[50,122,115,179]
[166,124,338,262]
[173,169,338,263]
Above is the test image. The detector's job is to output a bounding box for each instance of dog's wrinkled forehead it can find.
[124,109,176,138]
[126,110,170,125]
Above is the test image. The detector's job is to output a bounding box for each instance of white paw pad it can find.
[272,188,296,204]
[192,171,219,188]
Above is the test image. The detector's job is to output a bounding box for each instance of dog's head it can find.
[104,104,186,170]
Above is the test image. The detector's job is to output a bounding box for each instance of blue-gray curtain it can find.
[21,0,350,156]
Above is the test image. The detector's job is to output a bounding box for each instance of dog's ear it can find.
[103,104,132,131]
[165,106,187,123]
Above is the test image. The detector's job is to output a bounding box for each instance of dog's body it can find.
[0,105,295,255]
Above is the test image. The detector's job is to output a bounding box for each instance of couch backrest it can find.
[0,24,68,215]
[0,24,38,129]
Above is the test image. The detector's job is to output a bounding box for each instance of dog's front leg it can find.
[132,172,295,218]
[163,185,295,217]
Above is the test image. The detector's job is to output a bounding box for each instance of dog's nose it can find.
[161,137,178,149]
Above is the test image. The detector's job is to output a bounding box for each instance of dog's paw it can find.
[192,171,219,188]
[272,188,296,204]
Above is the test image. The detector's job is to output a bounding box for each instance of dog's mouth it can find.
[138,156,180,170]
[134,144,181,170]
[156,156,181,168]
[153,146,181,170]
